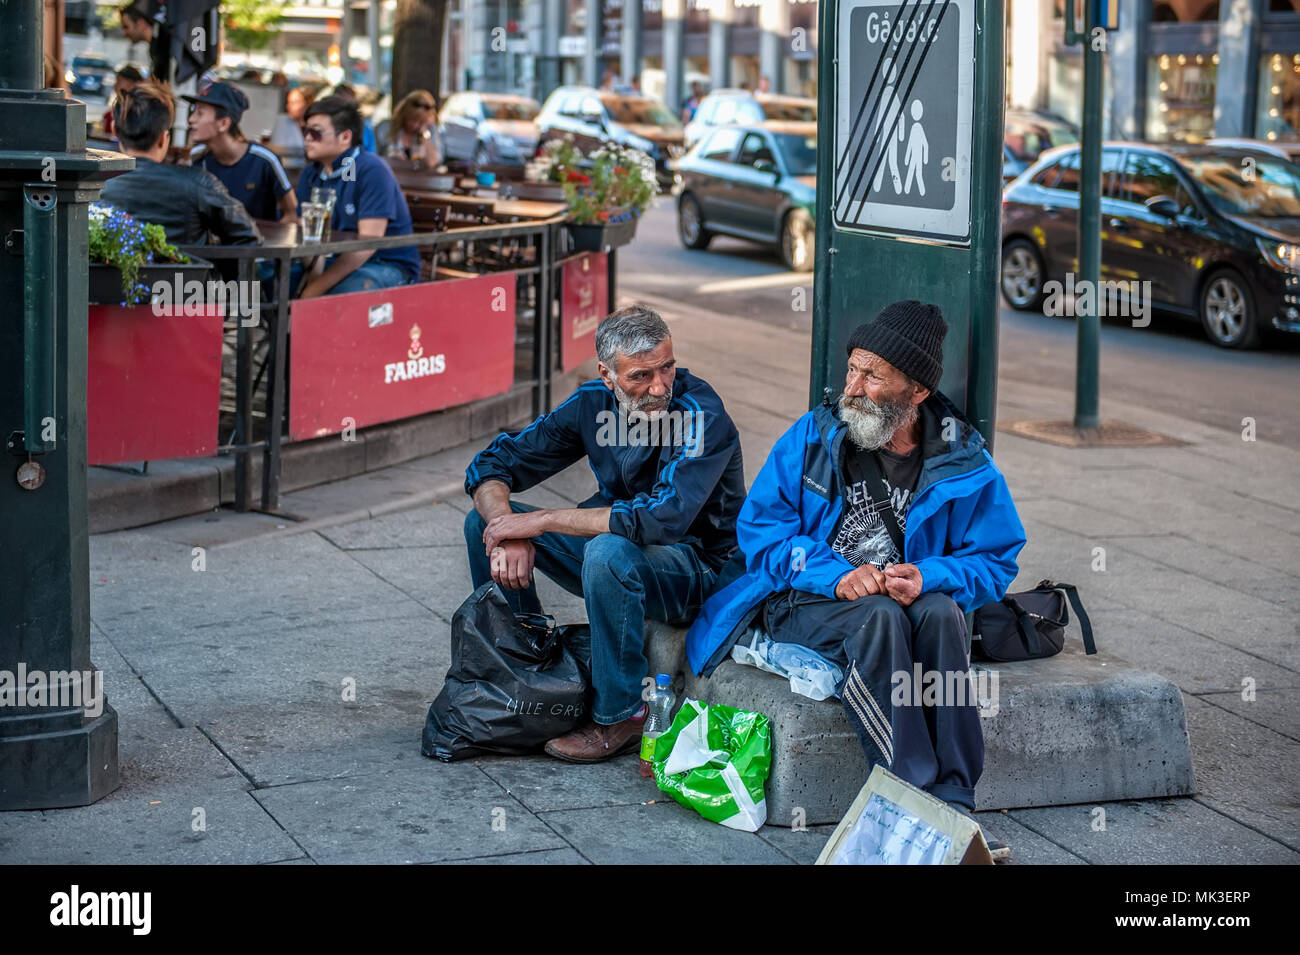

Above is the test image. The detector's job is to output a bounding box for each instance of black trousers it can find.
[762,590,984,811]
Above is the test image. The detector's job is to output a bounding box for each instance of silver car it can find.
[439,92,540,166]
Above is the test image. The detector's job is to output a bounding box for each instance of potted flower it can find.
[87,203,208,306]
[542,140,656,252]
[519,137,580,202]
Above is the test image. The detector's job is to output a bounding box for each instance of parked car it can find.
[65,53,115,97]
[674,121,817,271]
[440,92,540,166]
[536,87,685,189]
[1001,141,1300,348]
[1208,137,1300,164]
[684,89,818,149]
[1003,109,1079,184]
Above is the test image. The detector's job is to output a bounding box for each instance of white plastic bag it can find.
[731,629,843,701]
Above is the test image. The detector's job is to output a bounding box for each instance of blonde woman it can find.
[384,90,443,168]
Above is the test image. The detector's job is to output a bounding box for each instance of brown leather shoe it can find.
[544,718,643,763]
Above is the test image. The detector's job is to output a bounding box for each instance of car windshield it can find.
[762,100,816,122]
[604,98,682,128]
[1179,153,1300,217]
[773,132,818,176]
[1005,118,1078,161]
[482,100,539,121]
[74,57,112,70]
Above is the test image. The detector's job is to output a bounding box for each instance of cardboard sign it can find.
[288,274,515,441]
[87,304,223,465]
[559,252,607,372]
[816,765,994,865]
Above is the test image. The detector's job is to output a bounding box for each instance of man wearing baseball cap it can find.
[187,81,297,223]
[686,300,1026,850]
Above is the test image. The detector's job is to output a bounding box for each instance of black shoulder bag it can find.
[972,579,1096,662]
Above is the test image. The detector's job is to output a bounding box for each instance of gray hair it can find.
[595,304,670,368]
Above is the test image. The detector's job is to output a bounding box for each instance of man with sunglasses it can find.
[292,96,421,297]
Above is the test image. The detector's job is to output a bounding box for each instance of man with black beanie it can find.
[686,299,1027,838]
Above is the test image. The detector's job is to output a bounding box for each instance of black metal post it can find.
[0,0,132,808]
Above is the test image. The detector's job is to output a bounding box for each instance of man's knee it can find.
[582,530,647,589]
[857,594,910,630]
[907,592,967,656]
[581,534,641,583]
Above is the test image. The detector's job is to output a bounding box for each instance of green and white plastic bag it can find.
[652,699,772,832]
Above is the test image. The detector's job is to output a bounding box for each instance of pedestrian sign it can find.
[833,0,975,244]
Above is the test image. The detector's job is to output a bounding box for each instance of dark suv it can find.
[536,87,685,189]
[1001,142,1300,348]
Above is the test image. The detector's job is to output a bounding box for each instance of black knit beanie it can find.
[845,300,947,393]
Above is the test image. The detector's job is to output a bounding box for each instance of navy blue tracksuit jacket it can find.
[464,370,745,571]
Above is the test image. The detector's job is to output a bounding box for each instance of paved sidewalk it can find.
[2,295,1297,864]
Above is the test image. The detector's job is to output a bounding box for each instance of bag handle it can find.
[1052,582,1096,655]
[1002,593,1044,657]
[1034,580,1097,655]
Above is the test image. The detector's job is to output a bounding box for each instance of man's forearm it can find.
[472,480,513,523]
[537,506,611,538]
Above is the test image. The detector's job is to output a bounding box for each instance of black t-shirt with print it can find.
[831,442,923,569]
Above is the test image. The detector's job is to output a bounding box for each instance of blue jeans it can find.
[288,258,412,296]
[464,502,716,724]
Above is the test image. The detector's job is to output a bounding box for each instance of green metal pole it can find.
[0,0,132,809]
[965,0,1007,451]
[1074,1,1102,429]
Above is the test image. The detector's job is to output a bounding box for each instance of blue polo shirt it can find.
[191,143,292,221]
[295,146,420,283]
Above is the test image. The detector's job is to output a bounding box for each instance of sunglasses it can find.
[303,125,332,141]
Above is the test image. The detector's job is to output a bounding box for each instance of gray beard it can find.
[613,380,670,420]
[837,393,917,450]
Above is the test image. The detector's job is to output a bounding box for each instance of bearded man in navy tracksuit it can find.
[687,301,1026,814]
[464,305,745,763]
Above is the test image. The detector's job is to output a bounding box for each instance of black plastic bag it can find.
[422,583,592,761]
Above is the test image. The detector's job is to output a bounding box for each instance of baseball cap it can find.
[183,80,249,125]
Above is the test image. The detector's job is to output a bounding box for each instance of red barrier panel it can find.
[288,274,516,441]
[560,252,607,372]
[87,305,223,465]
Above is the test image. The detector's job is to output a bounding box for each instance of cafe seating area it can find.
[84,140,617,516]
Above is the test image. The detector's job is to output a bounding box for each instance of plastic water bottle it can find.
[638,673,675,778]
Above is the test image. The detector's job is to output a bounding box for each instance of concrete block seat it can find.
[642,622,1196,827]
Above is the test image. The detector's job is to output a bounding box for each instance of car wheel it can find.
[1000,239,1046,311]
[781,209,815,272]
[678,194,712,250]
[1199,269,1260,349]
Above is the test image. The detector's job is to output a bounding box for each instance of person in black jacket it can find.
[119,3,171,87]
[464,305,745,763]
[100,83,260,247]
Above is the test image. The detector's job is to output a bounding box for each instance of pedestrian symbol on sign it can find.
[834,0,975,243]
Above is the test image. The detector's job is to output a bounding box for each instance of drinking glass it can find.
[301,202,326,243]
[310,187,336,241]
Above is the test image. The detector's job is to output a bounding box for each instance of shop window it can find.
[1256,53,1300,142]
[1146,54,1218,142]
